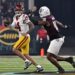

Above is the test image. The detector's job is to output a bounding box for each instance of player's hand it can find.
[64,25,68,29]
[4,20,11,27]
[4,23,10,27]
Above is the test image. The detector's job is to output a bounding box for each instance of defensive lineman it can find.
[38,6,75,73]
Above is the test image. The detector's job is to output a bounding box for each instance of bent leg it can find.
[47,52,65,73]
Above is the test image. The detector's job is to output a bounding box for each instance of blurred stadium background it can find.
[0,0,75,74]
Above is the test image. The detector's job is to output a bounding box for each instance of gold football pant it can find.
[13,35,30,55]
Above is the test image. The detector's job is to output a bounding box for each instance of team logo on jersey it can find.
[0,28,19,45]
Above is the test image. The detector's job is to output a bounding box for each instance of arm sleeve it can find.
[11,20,16,27]
[24,15,31,23]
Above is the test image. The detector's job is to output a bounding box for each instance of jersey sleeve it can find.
[11,16,16,27]
[11,21,16,27]
[24,14,31,23]
[51,15,55,21]
[46,15,55,22]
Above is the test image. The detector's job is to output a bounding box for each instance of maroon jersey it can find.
[43,15,61,40]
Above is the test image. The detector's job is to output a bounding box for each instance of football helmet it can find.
[15,4,24,15]
[39,6,51,18]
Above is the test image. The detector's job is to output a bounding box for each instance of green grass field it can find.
[0,56,75,73]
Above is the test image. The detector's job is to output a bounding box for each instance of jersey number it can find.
[16,22,21,31]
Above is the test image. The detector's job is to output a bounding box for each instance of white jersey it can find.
[11,14,31,37]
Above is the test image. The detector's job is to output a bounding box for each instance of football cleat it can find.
[36,66,44,72]
[24,61,32,70]
[72,62,75,68]
[58,68,65,73]
[66,57,75,68]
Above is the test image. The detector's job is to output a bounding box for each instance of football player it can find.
[38,6,75,73]
[9,4,43,72]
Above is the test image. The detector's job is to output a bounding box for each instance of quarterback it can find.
[10,4,43,72]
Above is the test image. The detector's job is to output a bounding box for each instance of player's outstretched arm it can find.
[38,19,48,26]
[56,20,68,28]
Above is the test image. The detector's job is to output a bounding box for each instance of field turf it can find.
[0,56,75,73]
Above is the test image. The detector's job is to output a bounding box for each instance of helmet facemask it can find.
[15,4,24,16]
[15,10,23,16]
